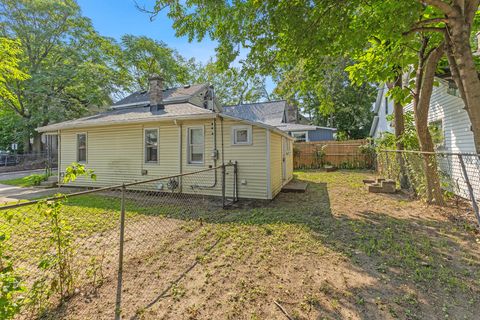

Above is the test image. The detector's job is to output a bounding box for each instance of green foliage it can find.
[375,112,419,151]
[23,174,48,186]
[0,37,29,104]
[0,231,25,320]
[63,162,96,183]
[275,58,376,139]
[119,34,191,92]
[189,61,269,106]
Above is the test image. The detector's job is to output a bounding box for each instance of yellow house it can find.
[37,77,294,200]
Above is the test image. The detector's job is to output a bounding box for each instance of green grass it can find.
[1,170,479,319]
[0,173,49,187]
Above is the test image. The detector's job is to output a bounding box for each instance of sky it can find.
[77,0,275,93]
[77,0,218,63]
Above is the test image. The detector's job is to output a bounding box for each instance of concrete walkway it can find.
[0,183,82,205]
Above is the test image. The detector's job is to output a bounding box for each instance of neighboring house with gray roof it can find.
[37,77,294,200]
[223,101,336,142]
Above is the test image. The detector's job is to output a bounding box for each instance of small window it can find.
[188,127,204,164]
[232,125,252,145]
[291,131,308,142]
[77,133,87,162]
[145,129,158,163]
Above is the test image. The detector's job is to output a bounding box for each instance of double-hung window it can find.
[145,129,158,163]
[232,125,252,145]
[188,127,204,164]
[77,133,87,162]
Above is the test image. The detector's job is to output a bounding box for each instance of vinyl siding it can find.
[270,132,283,198]
[402,79,478,200]
[59,117,272,199]
[307,128,335,141]
[269,133,294,198]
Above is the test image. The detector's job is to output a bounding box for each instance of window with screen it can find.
[188,127,204,164]
[145,129,158,163]
[77,133,87,162]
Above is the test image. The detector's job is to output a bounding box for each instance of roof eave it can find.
[36,113,216,133]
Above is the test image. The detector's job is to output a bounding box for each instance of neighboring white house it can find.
[370,78,479,201]
[370,78,476,153]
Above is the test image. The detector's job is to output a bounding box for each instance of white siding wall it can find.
[402,79,478,200]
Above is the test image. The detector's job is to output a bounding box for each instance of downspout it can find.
[191,116,218,189]
[175,120,183,192]
[58,130,61,185]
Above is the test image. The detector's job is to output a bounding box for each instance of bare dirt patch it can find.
[52,170,480,319]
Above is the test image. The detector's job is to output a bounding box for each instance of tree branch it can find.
[404,27,446,36]
[415,18,449,26]
[419,0,457,16]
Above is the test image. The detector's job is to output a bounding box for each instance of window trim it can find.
[187,126,205,165]
[144,128,159,164]
[76,132,87,163]
[291,131,308,142]
[231,125,253,145]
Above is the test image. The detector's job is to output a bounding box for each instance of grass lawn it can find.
[2,170,479,319]
[0,173,49,187]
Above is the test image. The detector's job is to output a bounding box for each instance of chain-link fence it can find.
[0,163,237,319]
[377,150,480,226]
[0,152,58,173]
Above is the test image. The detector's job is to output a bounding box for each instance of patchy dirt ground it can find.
[52,170,479,320]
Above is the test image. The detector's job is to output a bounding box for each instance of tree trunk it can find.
[446,28,480,152]
[387,76,409,189]
[32,132,43,154]
[413,40,445,205]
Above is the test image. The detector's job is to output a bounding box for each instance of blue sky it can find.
[77,0,218,63]
[77,0,275,93]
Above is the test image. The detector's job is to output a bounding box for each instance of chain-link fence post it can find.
[222,164,226,208]
[115,184,126,319]
[458,154,480,227]
[234,161,239,202]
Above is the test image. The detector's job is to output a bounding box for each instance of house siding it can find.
[401,80,477,200]
[307,129,335,141]
[270,132,283,198]
[59,117,273,199]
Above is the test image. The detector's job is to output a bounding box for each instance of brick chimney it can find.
[149,75,164,110]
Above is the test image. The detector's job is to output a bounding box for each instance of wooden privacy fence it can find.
[293,139,374,169]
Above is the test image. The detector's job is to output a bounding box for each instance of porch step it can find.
[281,181,308,193]
[47,175,58,182]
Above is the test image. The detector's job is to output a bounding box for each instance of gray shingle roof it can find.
[37,102,213,132]
[276,123,336,132]
[222,101,286,126]
[113,84,208,106]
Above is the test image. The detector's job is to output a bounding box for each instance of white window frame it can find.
[76,132,87,163]
[144,128,159,164]
[291,131,308,142]
[187,126,204,165]
[231,125,253,145]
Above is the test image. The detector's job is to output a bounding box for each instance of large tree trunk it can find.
[445,23,480,152]
[413,39,445,205]
[387,75,409,189]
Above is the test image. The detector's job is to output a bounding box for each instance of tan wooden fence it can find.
[293,139,374,169]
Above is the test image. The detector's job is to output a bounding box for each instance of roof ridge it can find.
[223,99,286,108]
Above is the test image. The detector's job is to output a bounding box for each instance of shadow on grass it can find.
[54,176,479,319]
